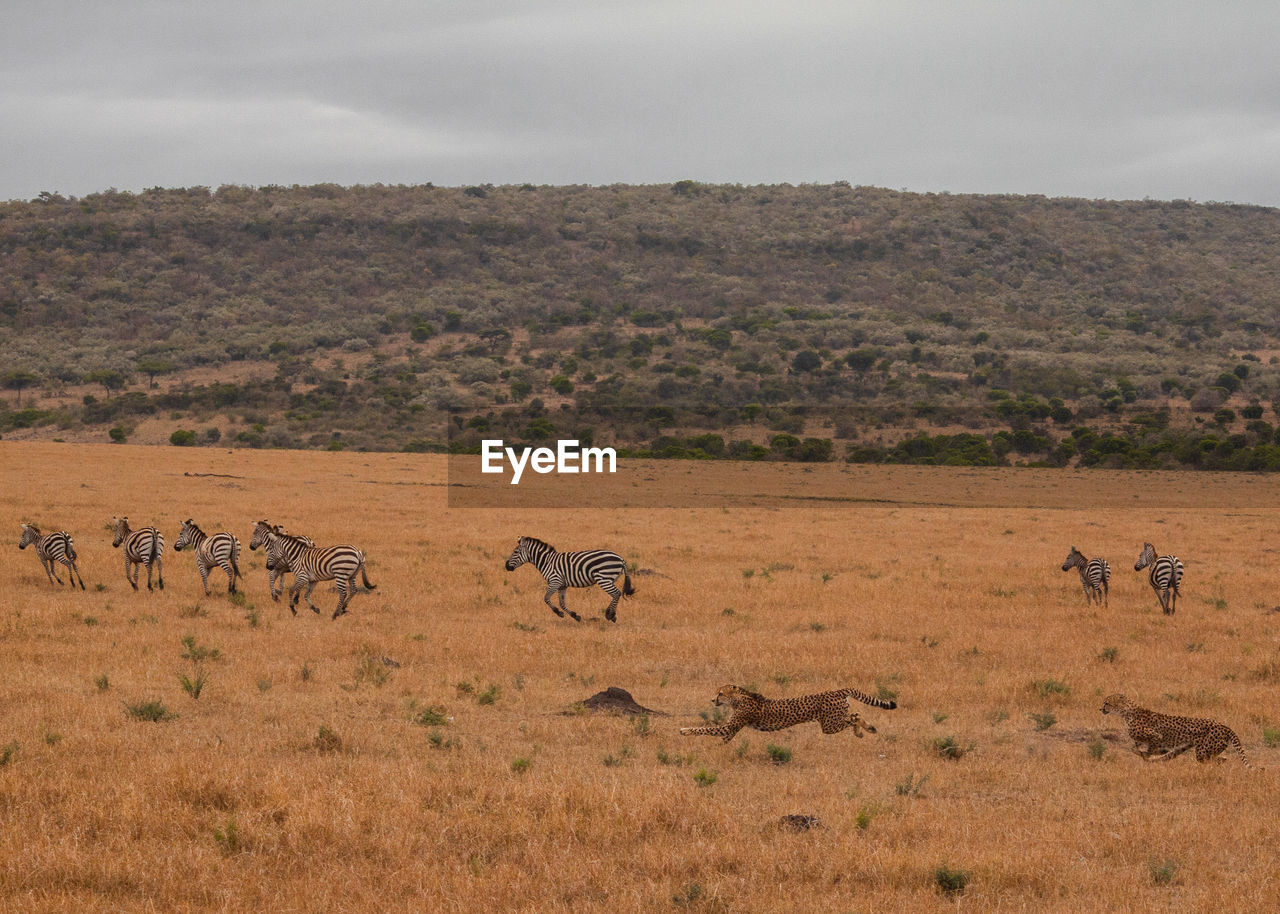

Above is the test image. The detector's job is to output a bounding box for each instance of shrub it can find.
[935,865,970,896]
[693,767,717,787]
[510,756,532,773]
[108,426,128,443]
[766,743,792,765]
[312,725,342,753]
[1029,711,1057,731]
[125,699,176,722]
[413,705,450,727]
[169,429,197,446]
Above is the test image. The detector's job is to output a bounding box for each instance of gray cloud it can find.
[4,1,1279,204]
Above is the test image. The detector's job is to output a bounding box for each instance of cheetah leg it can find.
[543,586,566,618]
[680,720,747,742]
[1149,742,1193,762]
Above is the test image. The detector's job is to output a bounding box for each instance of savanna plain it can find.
[3,442,1280,913]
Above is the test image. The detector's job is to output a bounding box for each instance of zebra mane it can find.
[520,535,555,552]
[273,528,313,547]
[184,518,204,534]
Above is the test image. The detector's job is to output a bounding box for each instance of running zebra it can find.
[19,523,85,589]
[111,516,164,591]
[1135,542,1184,615]
[174,518,243,595]
[275,534,375,620]
[248,520,315,601]
[503,535,635,623]
[1061,546,1110,607]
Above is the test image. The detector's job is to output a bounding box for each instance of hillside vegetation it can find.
[3,182,1280,467]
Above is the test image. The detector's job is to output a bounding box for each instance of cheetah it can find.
[1100,693,1253,767]
[680,684,896,743]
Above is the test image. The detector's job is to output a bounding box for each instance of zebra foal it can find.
[174,518,243,595]
[19,523,85,589]
[1061,546,1110,607]
[503,535,635,622]
[111,516,164,591]
[248,520,314,601]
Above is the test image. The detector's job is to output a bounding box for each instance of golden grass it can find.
[4,442,1280,911]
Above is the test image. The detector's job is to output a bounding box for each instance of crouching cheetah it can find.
[680,684,896,743]
[1101,693,1253,767]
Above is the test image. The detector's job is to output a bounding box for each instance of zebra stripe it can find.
[1135,542,1183,615]
[19,523,85,589]
[174,518,242,595]
[111,515,164,592]
[249,520,315,601]
[1061,546,1110,607]
[280,536,376,620]
[503,535,635,623]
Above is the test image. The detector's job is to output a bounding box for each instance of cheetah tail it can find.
[1232,734,1255,769]
[846,687,896,711]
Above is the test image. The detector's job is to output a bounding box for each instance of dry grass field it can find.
[4,442,1280,912]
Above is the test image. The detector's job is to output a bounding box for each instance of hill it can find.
[3,182,1280,467]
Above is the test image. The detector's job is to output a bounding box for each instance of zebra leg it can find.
[305,579,321,614]
[268,569,281,602]
[198,561,211,596]
[68,559,85,590]
[286,579,300,616]
[1102,580,1108,608]
[599,580,621,622]
[145,560,155,592]
[156,556,163,590]
[126,555,138,590]
[543,586,566,618]
[558,587,581,622]
[218,560,236,594]
[332,578,353,620]
[41,555,61,585]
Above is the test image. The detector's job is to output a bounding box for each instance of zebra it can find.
[1061,546,1110,607]
[503,535,635,623]
[111,516,164,591]
[272,533,375,619]
[19,523,85,589]
[1135,542,1184,615]
[174,518,243,595]
[248,520,315,601]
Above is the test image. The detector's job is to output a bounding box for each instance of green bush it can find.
[169,429,197,446]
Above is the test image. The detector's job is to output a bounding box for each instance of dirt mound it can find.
[578,687,666,716]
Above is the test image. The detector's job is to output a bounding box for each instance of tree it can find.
[85,369,128,399]
[135,357,174,389]
[2,370,38,407]
[791,350,822,372]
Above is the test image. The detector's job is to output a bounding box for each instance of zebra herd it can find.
[20,518,376,620]
[20,518,1183,623]
[1061,542,1185,614]
[18,520,638,624]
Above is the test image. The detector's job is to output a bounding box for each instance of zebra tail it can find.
[623,572,636,597]
[231,546,243,580]
[67,538,77,562]
[360,554,377,591]
[149,534,159,564]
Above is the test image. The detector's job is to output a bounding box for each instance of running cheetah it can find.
[680,684,896,743]
[1101,693,1252,767]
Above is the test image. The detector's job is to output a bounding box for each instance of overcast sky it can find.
[4,1,1279,205]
